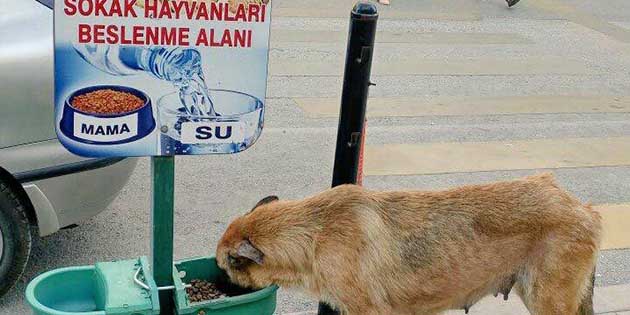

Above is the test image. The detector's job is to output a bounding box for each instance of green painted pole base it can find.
[151,156,175,315]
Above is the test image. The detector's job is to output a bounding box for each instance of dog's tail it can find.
[578,270,595,315]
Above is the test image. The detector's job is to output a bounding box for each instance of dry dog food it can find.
[72,89,144,115]
[186,279,228,303]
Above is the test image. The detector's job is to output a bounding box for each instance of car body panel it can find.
[0,0,138,237]
[25,158,137,236]
[0,140,86,174]
[21,184,60,236]
[0,0,55,148]
[0,139,138,236]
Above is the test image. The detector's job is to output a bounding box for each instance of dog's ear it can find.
[250,195,279,212]
[236,239,264,265]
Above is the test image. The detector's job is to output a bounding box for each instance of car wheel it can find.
[0,178,32,297]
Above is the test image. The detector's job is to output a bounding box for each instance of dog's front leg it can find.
[341,299,402,315]
[344,307,387,315]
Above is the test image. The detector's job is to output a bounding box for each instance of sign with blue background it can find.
[54,0,271,157]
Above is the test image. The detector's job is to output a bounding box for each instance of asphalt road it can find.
[3,0,630,314]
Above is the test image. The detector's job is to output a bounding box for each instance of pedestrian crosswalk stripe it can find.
[271,30,533,45]
[270,58,597,76]
[527,0,630,43]
[365,137,630,176]
[597,204,630,250]
[272,0,480,20]
[294,96,630,118]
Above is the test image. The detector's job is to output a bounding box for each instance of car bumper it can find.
[0,140,137,236]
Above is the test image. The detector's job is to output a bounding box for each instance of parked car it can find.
[0,0,137,297]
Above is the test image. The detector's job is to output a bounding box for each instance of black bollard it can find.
[330,1,379,188]
[319,2,378,315]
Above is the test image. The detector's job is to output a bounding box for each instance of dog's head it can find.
[216,196,279,289]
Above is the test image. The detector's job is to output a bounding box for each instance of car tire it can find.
[0,178,32,297]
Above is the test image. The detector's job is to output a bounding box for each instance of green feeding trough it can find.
[173,257,278,315]
[26,257,160,315]
[25,256,278,315]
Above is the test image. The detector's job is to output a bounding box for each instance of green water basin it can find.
[25,257,159,315]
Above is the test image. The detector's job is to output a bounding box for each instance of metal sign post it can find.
[151,156,176,315]
[319,2,378,315]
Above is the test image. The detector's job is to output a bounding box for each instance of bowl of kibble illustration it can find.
[59,85,156,145]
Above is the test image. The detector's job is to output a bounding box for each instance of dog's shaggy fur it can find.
[217,173,602,315]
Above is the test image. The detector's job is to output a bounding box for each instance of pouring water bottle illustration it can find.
[73,45,216,116]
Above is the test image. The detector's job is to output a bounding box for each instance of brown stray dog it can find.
[216,173,602,315]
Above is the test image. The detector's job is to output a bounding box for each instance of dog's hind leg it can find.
[517,233,599,315]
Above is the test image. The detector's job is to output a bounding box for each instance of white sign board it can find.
[54,0,271,157]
